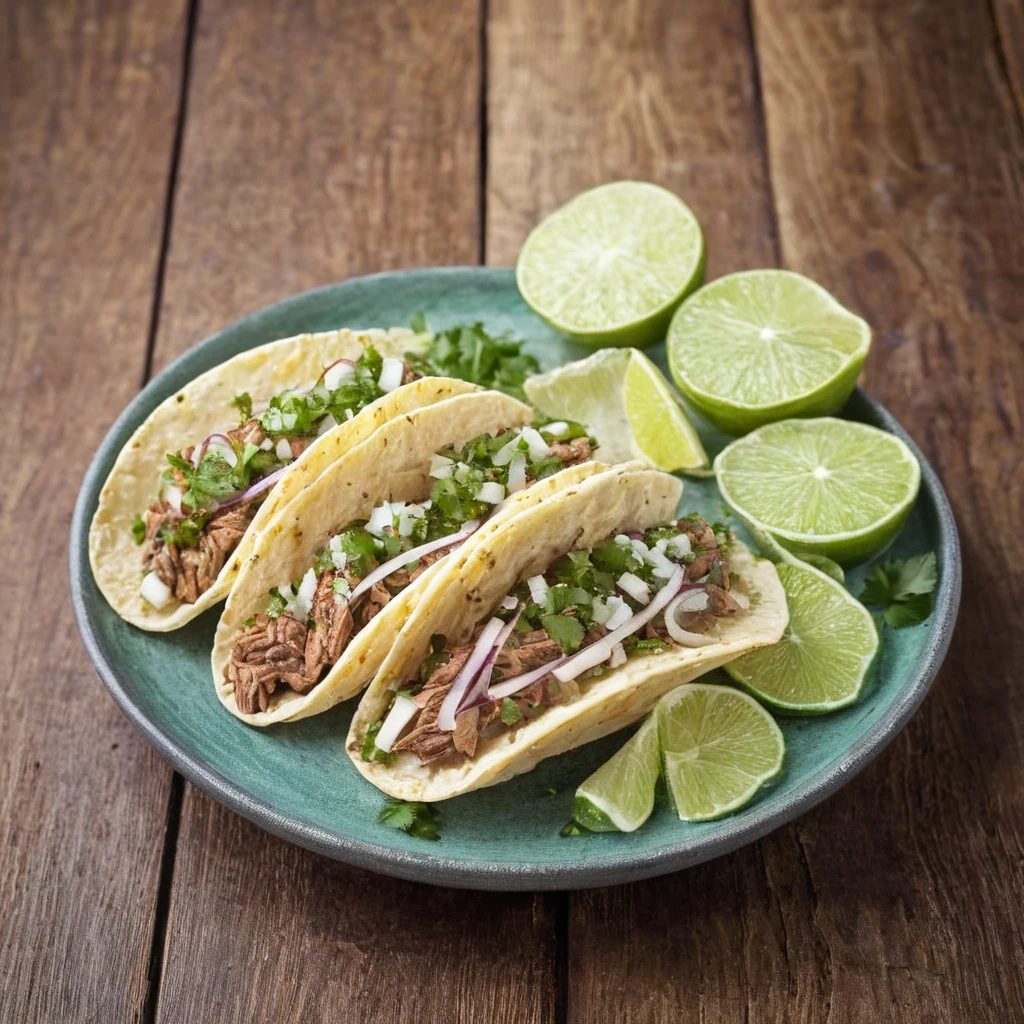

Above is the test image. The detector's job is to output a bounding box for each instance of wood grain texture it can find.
[993,0,1024,124]
[0,1,186,1020]
[150,0,483,372]
[486,0,777,272]
[152,2,557,1021]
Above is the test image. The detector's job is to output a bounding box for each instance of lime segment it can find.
[525,348,708,469]
[517,181,705,348]
[574,714,661,832]
[726,561,878,714]
[714,417,920,564]
[667,269,871,434]
[657,684,785,821]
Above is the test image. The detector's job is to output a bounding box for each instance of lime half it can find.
[668,269,871,434]
[715,417,920,565]
[517,181,705,348]
[574,714,661,832]
[658,684,784,821]
[525,348,708,470]
[726,561,878,714]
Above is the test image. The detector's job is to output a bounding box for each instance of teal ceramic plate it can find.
[70,268,960,890]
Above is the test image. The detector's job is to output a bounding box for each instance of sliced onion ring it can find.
[663,592,717,647]
[487,655,570,701]
[192,432,237,468]
[455,603,523,719]
[437,616,506,732]
[349,521,479,605]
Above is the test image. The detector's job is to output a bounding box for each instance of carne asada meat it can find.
[229,613,312,714]
[548,436,593,468]
[304,571,354,680]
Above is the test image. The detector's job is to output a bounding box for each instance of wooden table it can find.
[3,1,1022,1020]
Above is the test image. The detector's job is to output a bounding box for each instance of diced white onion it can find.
[374,695,419,752]
[527,575,549,606]
[617,572,651,605]
[631,539,649,562]
[475,481,506,504]
[324,361,355,391]
[398,503,427,537]
[331,548,348,570]
[604,595,633,630]
[317,413,338,436]
[609,642,627,669]
[345,408,355,420]
[667,534,692,558]
[645,546,678,580]
[614,534,633,546]
[163,485,183,514]
[430,454,455,478]
[260,437,274,451]
[506,452,527,493]
[275,439,293,461]
[591,597,611,625]
[520,426,551,460]
[501,595,519,611]
[140,572,173,609]
[543,421,569,437]
[378,357,405,393]
[454,463,472,484]
[288,568,318,621]
[282,412,298,430]
[491,432,523,467]
[366,502,398,537]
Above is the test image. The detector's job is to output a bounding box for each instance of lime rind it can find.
[574,714,661,832]
[667,269,871,434]
[517,181,706,348]
[714,418,921,565]
[656,684,785,821]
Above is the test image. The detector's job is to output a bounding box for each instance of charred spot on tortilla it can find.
[176,394,185,403]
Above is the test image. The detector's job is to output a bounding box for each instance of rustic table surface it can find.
[3,0,1022,1020]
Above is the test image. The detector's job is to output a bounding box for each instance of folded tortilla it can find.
[347,466,788,802]
[89,326,477,631]
[212,388,613,724]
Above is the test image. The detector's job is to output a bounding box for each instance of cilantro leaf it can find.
[361,720,393,764]
[231,392,253,421]
[131,513,147,545]
[409,311,427,334]
[860,552,937,630]
[377,798,440,840]
[405,322,540,401]
[499,697,523,725]
[541,613,586,654]
[884,592,932,629]
[560,820,589,837]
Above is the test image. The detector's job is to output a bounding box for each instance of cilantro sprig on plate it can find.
[860,552,937,629]
[377,798,441,841]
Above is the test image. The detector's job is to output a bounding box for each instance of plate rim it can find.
[69,266,962,891]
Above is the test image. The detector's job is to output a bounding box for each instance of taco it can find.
[89,326,480,631]
[212,389,603,724]
[347,466,788,802]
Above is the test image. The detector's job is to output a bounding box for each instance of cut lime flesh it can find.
[517,181,705,348]
[525,348,707,470]
[657,684,785,821]
[574,714,661,832]
[715,417,920,565]
[726,561,878,714]
[667,269,871,434]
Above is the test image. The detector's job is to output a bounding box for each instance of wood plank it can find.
[152,3,558,1021]
[0,1,187,1020]
[486,0,777,272]
[993,0,1024,123]
[751,0,1024,1019]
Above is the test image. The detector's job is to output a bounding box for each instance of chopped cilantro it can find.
[540,613,586,654]
[361,720,393,764]
[131,513,147,545]
[231,392,253,421]
[632,637,670,651]
[409,311,427,334]
[378,798,440,840]
[405,321,540,402]
[499,697,523,725]
[860,553,937,629]
[560,820,588,837]
[158,514,210,548]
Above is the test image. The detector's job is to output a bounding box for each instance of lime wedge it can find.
[667,269,871,434]
[574,715,661,832]
[658,684,785,821]
[517,181,705,348]
[525,348,708,470]
[726,561,878,713]
[715,417,920,565]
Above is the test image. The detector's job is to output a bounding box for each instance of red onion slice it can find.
[192,432,237,468]
[349,522,479,604]
[437,616,507,732]
[487,655,570,701]
[455,604,522,717]
[553,566,684,683]
[216,464,289,509]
